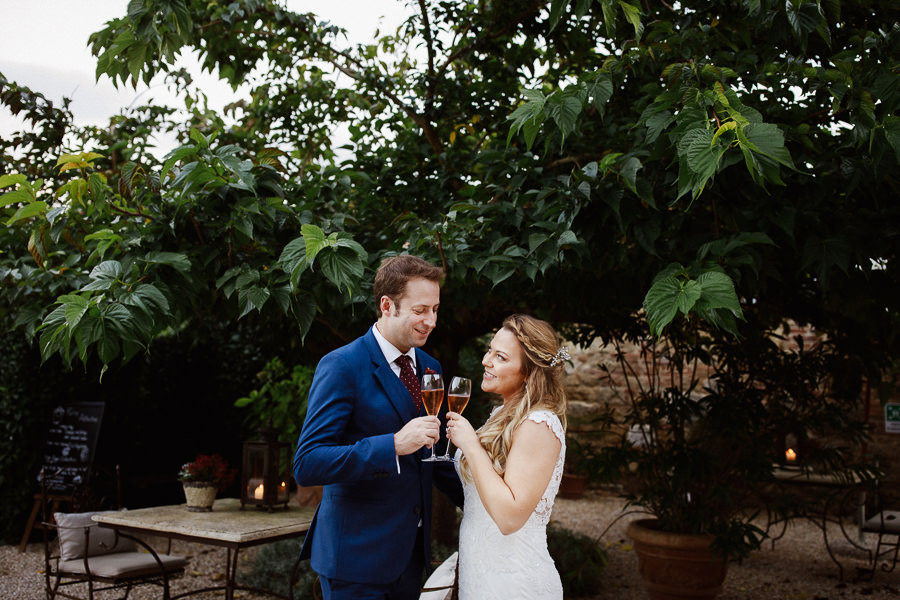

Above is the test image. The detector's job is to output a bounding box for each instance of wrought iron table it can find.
[93,497,315,599]
[769,467,867,580]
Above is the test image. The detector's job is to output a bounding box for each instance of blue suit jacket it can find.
[293,329,464,584]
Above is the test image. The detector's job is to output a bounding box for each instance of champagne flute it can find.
[442,376,471,461]
[420,373,445,462]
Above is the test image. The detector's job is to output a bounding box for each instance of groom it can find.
[294,255,464,600]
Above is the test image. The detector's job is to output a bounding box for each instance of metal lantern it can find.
[240,427,291,511]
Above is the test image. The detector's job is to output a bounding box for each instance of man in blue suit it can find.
[294,255,464,600]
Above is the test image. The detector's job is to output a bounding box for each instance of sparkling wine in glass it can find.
[420,373,444,462]
[443,376,471,461]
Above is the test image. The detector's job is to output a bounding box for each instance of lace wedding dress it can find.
[453,409,566,600]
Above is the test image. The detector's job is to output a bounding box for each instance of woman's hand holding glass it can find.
[446,411,478,457]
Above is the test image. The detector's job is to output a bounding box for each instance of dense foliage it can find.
[234,356,315,450]
[4,0,896,375]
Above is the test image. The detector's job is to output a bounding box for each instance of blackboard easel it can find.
[18,402,104,552]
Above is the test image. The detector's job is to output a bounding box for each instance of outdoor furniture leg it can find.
[884,537,900,573]
[225,547,241,600]
[288,556,302,600]
[19,497,42,552]
[821,520,845,581]
[858,488,867,544]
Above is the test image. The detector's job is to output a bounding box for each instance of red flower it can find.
[177,454,236,491]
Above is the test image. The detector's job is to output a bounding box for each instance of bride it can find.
[444,314,568,599]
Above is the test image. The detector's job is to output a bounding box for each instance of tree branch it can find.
[306,39,446,156]
[433,0,544,85]
[435,230,448,274]
[418,0,436,104]
[315,315,352,344]
[189,209,206,245]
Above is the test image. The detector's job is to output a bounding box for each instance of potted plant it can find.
[235,357,317,505]
[595,323,875,600]
[177,454,236,512]
[560,436,599,499]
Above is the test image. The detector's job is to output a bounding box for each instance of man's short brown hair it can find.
[373,255,443,317]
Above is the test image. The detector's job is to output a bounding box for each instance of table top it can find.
[773,466,863,486]
[92,498,315,545]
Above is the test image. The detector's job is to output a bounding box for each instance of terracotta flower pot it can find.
[182,482,218,512]
[625,518,728,600]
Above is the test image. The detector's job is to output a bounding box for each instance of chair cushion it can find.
[420,551,457,600]
[863,510,900,534]
[54,511,137,561]
[57,552,188,579]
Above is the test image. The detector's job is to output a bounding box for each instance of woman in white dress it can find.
[445,314,569,600]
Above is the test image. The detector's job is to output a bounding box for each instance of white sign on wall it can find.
[886,403,900,434]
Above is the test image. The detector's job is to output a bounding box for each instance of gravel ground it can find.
[4,490,899,599]
[551,490,900,599]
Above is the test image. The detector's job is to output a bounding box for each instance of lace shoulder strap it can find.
[525,410,565,445]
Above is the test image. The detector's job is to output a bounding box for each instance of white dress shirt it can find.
[372,323,417,376]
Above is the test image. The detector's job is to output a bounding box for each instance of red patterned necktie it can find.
[395,355,422,412]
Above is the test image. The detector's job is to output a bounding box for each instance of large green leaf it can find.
[741,123,795,169]
[548,0,569,31]
[643,276,681,336]
[680,128,721,179]
[238,285,271,318]
[134,283,170,313]
[319,247,366,294]
[301,223,328,267]
[0,188,32,207]
[90,260,123,280]
[279,236,309,290]
[0,173,27,189]
[675,279,702,314]
[618,1,644,40]
[290,293,317,342]
[63,296,90,329]
[142,251,191,273]
[6,201,47,225]
[694,271,742,315]
[883,116,900,164]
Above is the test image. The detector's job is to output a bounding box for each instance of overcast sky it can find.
[0,1,407,152]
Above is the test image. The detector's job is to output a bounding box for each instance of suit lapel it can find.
[364,330,417,423]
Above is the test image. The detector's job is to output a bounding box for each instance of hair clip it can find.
[549,346,571,367]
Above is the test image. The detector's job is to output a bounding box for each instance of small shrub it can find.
[238,539,318,599]
[547,524,607,598]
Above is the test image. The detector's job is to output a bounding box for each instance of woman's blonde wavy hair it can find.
[460,314,568,481]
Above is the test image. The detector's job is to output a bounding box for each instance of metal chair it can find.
[857,479,900,580]
[40,470,188,600]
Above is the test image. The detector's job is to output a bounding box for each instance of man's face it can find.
[377,277,440,353]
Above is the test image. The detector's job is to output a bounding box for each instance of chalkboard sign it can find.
[39,402,104,495]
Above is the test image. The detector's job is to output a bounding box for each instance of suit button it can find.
[414,505,421,515]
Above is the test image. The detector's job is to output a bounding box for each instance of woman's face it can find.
[481,327,526,401]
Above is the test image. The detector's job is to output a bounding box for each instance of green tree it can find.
[1,0,897,381]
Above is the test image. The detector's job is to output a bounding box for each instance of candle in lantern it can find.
[785,448,797,463]
[254,483,264,500]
